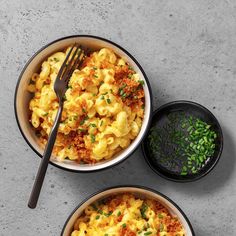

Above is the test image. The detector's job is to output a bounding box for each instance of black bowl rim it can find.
[14,34,153,173]
[60,184,195,236]
[142,100,224,182]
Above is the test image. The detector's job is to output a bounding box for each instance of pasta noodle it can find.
[28,47,145,163]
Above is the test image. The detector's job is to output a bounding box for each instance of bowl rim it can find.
[60,185,195,236]
[142,100,224,182]
[14,34,153,172]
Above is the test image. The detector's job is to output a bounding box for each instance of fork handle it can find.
[28,102,63,209]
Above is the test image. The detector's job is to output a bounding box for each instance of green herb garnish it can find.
[128,74,132,79]
[90,134,96,143]
[80,115,89,125]
[139,80,145,86]
[104,211,113,217]
[98,209,103,214]
[140,203,148,219]
[144,232,152,236]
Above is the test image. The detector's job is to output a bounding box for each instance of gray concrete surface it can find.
[0,0,236,235]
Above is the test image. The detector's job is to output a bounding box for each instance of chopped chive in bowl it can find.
[147,112,217,176]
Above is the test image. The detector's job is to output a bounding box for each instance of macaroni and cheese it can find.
[71,193,185,236]
[28,47,145,163]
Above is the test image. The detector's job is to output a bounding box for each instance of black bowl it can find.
[142,100,223,182]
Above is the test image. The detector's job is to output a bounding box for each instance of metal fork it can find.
[28,44,84,209]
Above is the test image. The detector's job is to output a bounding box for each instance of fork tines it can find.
[57,44,84,83]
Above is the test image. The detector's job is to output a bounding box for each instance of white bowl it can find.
[61,186,195,236]
[14,35,152,172]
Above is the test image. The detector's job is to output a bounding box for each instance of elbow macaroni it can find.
[71,194,185,236]
[28,47,145,163]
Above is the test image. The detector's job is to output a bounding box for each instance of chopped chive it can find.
[80,115,88,125]
[95,215,100,220]
[144,232,152,236]
[138,80,145,86]
[104,211,113,217]
[122,93,127,98]
[98,209,103,214]
[122,223,126,228]
[119,89,124,96]
[140,203,148,219]
[117,211,121,216]
[106,98,111,104]
[120,84,127,89]
[90,134,96,143]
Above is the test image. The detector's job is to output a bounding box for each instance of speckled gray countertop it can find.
[0,0,236,235]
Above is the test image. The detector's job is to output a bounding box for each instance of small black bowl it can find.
[142,100,223,182]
